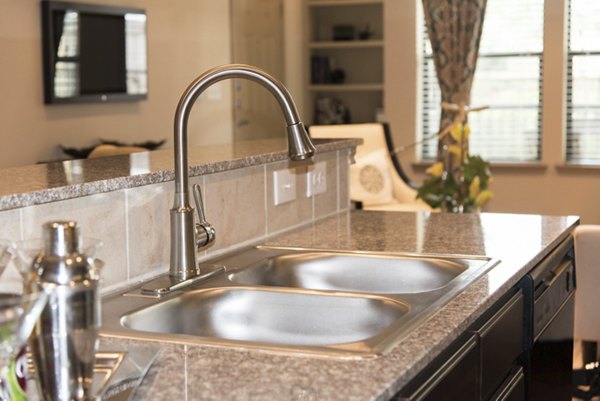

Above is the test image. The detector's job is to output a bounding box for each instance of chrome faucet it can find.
[170,64,315,281]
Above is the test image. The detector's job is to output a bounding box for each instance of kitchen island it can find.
[102,209,577,401]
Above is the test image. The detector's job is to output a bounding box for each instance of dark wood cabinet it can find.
[397,335,479,401]
[395,290,525,401]
[480,293,524,400]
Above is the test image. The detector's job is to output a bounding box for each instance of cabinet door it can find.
[398,335,479,401]
[488,367,525,401]
[231,0,285,141]
[479,292,524,400]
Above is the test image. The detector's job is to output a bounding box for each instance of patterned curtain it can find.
[422,0,487,162]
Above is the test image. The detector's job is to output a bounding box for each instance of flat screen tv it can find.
[41,0,148,104]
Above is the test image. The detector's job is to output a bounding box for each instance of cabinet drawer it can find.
[398,335,479,401]
[479,292,524,400]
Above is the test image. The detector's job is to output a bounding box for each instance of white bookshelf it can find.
[306,0,384,124]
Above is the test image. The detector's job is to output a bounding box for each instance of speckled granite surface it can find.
[99,210,579,401]
[0,138,357,211]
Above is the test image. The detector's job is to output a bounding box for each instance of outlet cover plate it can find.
[273,169,296,205]
[306,161,327,197]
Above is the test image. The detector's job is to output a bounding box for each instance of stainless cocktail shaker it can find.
[27,221,101,401]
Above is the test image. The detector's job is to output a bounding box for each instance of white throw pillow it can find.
[349,149,394,206]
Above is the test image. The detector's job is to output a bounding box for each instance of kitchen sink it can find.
[101,247,497,359]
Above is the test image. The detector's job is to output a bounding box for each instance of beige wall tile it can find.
[0,209,21,241]
[339,149,351,211]
[204,166,266,252]
[266,161,312,234]
[313,152,338,218]
[126,182,172,280]
[21,192,127,291]
[0,209,22,283]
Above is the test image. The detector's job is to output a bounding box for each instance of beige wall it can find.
[0,0,232,167]
[386,0,600,224]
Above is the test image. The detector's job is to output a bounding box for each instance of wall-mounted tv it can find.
[41,0,148,104]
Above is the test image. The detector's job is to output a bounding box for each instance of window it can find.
[566,0,600,164]
[421,0,544,162]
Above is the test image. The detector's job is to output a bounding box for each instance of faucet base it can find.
[139,264,225,296]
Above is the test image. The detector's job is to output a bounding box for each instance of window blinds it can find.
[566,0,600,164]
[422,0,544,162]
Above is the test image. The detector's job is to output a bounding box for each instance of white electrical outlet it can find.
[273,169,296,205]
[306,162,327,197]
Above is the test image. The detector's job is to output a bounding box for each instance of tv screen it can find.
[41,1,148,104]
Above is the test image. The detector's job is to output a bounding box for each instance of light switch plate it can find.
[273,169,296,205]
[306,161,327,197]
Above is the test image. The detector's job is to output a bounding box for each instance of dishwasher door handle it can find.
[536,260,573,299]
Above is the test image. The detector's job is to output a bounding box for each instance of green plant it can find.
[417,122,493,212]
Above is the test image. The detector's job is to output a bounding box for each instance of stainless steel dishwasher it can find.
[522,235,576,400]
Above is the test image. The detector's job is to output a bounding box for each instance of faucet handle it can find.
[192,184,216,248]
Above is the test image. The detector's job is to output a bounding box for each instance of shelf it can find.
[309,40,383,49]
[308,0,383,6]
[306,0,384,125]
[309,84,384,92]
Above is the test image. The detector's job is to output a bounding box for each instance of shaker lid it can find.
[32,221,100,286]
[44,221,79,256]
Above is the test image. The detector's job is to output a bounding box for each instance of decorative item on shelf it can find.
[60,138,166,159]
[314,97,351,125]
[332,24,355,41]
[330,69,346,84]
[358,23,374,40]
[310,56,331,84]
[416,102,493,213]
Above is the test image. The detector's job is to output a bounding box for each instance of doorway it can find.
[230,0,285,141]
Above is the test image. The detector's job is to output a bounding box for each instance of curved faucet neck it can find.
[173,64,308,207]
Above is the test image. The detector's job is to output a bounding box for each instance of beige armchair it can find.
[574,225,600,343]
[309,123,431,212]
[572,225,600,398]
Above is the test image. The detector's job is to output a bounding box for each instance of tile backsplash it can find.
[0,149,351,293]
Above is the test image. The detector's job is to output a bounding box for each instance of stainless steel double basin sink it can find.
[102,247,497,359]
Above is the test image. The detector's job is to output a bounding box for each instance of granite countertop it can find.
[0,138,358,211]
[100,210,579,401]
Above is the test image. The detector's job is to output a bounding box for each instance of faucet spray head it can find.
[287,123,316,161]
